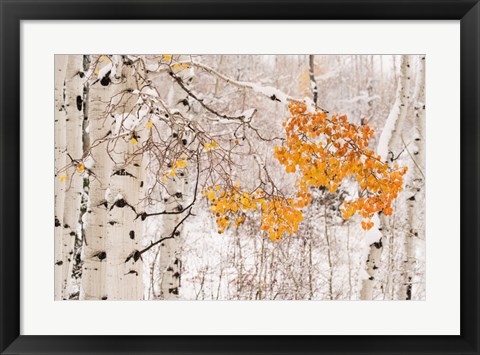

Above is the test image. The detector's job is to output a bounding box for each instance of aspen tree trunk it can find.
[158,154,185,300]
[402,55,426,300]
[384,227,395,300]
[158,71,192,300]
[308,55,318,106]
[324,204,334,300]
[58,55,85,299]
[54,55,68,300]
[66,55,91,299]
[257,237,265,300]
[360,55,411,300]
[236,234,244,299]
[79,55,114,300]
[214,55,225,98]
[308,234,314,300]
[346,224,353,299]
[105,58,146,300]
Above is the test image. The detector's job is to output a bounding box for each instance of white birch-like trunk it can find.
[54,55,68,300]
[58,55,85,299]
[359,229,383,300]
[360,55,411,300]
[158,65,194,299]
[105,59,145,300]
[79,56,113,300]
[159,158,186,300]
[308,55,318,106]
[402,55,426,300]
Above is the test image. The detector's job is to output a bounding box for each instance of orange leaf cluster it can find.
[203,103,407,239]
[202,185,305,241]
[274,102,407,230]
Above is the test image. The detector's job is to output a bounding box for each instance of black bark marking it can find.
[125,250,142,263]
[406,277,412,300]
[113,199,126,208]
[100,71,111,86]
[98,200,109,209]
[76,95,83,111]
[129,230,135,240]
[372,239,383,249]
[112,169,136,178]
[93,251,107,261]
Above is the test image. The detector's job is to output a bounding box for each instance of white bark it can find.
[360,232,383,300]
[377,55,412,163]
[308,55,318,106]
[54,55,68,300]
[158,160,185,300]
[79,56,113,300]
[402,55,426,300]
[158,75,191,300]
[360,55,411,300]
[57,55,85,299]
[105,59,146,300]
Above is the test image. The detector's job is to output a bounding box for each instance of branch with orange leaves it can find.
[274,102,408,230]
[202,101,408,240]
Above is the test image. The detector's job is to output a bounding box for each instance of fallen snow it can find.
[247,83,288,103]
[377,99,400,161]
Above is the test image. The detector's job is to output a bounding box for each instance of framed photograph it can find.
[1,0,478,354]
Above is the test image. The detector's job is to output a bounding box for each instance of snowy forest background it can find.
[54,54,425,301]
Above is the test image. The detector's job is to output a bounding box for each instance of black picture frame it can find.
[1,1,478,354]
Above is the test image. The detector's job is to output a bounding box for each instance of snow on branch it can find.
[190,60,328,113]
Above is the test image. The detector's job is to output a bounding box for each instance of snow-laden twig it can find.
[190,60,329,113]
